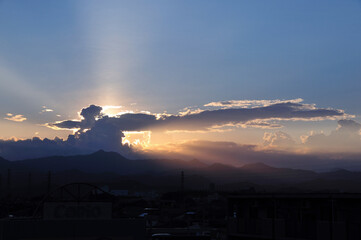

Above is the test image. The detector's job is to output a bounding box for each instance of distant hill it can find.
[2,150,361,193]
[1,150,206,175]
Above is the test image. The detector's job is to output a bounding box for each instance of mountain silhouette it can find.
[0,150,207,176]
[2,150,361,192]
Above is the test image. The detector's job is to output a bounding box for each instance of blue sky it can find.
[0,1,361,160]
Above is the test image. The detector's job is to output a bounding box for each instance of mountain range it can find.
[2,150,361,193]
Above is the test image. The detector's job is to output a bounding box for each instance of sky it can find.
[0,1,361,168]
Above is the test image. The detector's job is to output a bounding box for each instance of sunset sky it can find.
[1,1,361,167]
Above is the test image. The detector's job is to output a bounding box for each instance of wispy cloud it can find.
[40,106,54,113]
[204,98,304,108]
[4,113,27,122]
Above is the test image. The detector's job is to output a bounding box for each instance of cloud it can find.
[79,104,103,128]
[239,120,283,129]
[194,120,283,133]
[50,101,347,133]
[204,98,304,108]
[49,104,102,130]
[101,105,123,116]
[145,140,260,166]
[0,100,353,161]
[0,106,133,160]
[40,106,54,113]
[263,131,296,149]
[303,119,361,153]
[338,119,361,132]
[262,119,361,153]
[144,140,361,171]
[4,113,27,122]
[1,136,361,171]
[37,101,346,160]
[0,137,74,160]
[0,133,134,161]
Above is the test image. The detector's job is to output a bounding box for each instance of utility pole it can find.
[0,173,2,198]
[7,169,11,198]
[181,170,184,192]
[28,172,32,196]
[47,171,52,194]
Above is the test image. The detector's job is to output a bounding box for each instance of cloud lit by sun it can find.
[122,131,151,148]
[101,105,124,116]
[4,113,27,122]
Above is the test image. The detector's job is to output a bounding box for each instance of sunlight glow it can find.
[122,131,151,148]
[77,2,140,107]
[101,105,123,116]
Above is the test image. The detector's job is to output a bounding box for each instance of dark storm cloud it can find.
[0,134,134,161]
[53,120,82,129]
[79,104,102,127]
[51,102,346,132]
[159,102,345,131]
[0,137,81,160]
[0,106,133,160]
[51,104,102,130]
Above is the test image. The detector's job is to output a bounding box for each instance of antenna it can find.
[47,171,52,194]
[181,170,184,192]
[28,172,32,196]
[7,169,11,198]
[0,173,2,198]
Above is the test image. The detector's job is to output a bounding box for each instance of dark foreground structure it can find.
[0,183,146,240]
[228,194,361,240]
[3,181,361,239]
[0,219,145,240]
